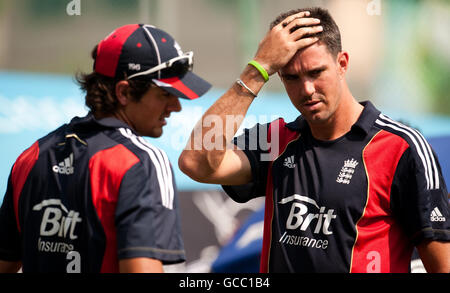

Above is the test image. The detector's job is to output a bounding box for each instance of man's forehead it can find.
[283,43,334,72]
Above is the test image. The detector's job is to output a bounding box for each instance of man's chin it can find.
[151,130,163,138]
[145,127,164,138]
[300,109,322,121]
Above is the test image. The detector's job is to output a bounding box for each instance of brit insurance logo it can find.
[278,194,337,250]
[33,199,82,251]
[33,198,82,272]
[336,158,358,184]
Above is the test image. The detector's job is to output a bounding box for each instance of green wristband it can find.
[248,60,269,82]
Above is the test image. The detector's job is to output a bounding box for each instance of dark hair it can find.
[76,45,153,117]
[270,7,342,57]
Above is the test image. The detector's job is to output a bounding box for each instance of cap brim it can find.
[152,72,211,100]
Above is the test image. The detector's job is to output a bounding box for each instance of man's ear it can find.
[115,80,130,106]
[336,51,349,79]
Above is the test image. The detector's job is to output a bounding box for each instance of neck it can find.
[97,108,135,130]
[110,106,126,121]
[309,89,363,141]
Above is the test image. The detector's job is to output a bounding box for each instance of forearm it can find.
[179,65,265,178]
[179,10,321,182]
[0,260,21,273]
[119,258,164,273]
[417,240,450,273]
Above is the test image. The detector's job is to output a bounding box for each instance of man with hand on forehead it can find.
[0,24,211,273]
[179,8,449,272]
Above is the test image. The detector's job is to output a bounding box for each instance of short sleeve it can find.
[222,123,271,203]
[115,161,185,264]
[391,146,450,244]
[0,172,22,261]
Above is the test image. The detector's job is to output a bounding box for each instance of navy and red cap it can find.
[94,24,211,100]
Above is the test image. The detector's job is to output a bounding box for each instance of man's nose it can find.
[301,79,315,97]
[168,96,182,113]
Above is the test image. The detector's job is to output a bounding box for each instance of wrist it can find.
[251,57,276,76]
[237,65,266,96]
[241,63,266,83]
[236,79,257,98]
[248,60,270,82]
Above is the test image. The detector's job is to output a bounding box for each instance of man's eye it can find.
[283,75,299,81]
[161,90,172,97]
[310,69,323,77]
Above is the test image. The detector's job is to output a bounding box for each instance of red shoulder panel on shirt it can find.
[260,119,301,273]
[89,144,139,273]
[351,130,410,273]
[11,141,40,233]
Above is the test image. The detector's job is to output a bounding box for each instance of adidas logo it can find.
[430,207,445,222]
[52,153,74,175]
[283,155,296,168]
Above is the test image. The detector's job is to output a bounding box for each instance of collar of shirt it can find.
[285,101,381,136]
[68,113,135,134]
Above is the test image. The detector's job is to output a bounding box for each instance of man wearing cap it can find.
[0,24,211,273]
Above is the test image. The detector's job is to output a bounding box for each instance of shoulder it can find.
[12,123,69,171]
[374,113,440,190]
[113,127,172,173]
[238,117,300,140]
[373,113,433,156]
[234,117,299,149]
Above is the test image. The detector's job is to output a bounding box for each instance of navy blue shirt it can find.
[0,114,185,272]
[223,101,449,273]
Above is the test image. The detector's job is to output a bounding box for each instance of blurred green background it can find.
[0,0,449,116]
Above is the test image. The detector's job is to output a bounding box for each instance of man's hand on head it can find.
[253,11,323,76]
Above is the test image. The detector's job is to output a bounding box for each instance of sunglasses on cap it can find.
[128,51,194,80]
